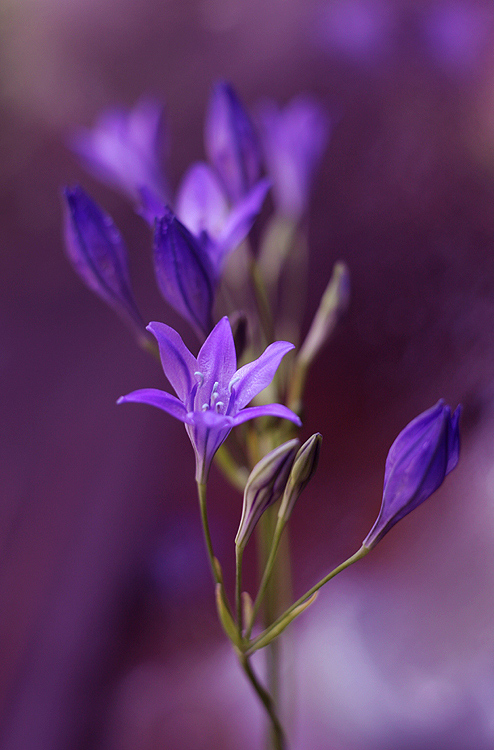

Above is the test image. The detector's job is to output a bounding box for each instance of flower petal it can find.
[147,321,197,403]
[233,403,301,427]
[63,186,144,330]
[446,405,461,474]
[153,209,215,337]
[197,317,237,405]
[216,178,270,261]
[205,81,262,203]
[233,341,295,410]
[176,162,229,239]
[257,95,329,219]
[71,97,168,204]
[384,400,445,487]
[117,389,191,423]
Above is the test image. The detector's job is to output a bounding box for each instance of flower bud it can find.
[205,81,262,203]
[363,400,461,549]
[63,185,144,333]
[153,209,215,338]
[278,433,322,524]
[298,262,350,368]
[256,95,330,220]
[236,439,300,549]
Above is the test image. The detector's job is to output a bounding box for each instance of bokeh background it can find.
[2,0,494,748]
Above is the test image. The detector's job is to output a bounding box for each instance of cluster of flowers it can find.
[63,80,460,747]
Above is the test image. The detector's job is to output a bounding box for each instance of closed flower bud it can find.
[298,262,350,368]
[363,400,461,550]
[63,185,144,334]
[236,439,300,549]
[278,433,322,524]
[153,209,215,338]
[205,81,262,203]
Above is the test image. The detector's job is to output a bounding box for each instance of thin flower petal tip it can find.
[153,208,215,338]
[119,316,301,483]
[257,95,330,219]
[70,96,168,205]
[363,400,461,550]
[205,81,262,203]
[63,185,144,333]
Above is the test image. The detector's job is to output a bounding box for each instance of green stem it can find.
[246,519,285,638]
[196,481,221,585]
[250,546,369,652]
[235,545,243,632]
[238,654,286,750]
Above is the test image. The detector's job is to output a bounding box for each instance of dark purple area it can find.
[2,1,494,748]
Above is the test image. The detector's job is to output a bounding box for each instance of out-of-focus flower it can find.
[63,185,145,335]
[205,81,262,203]
[363,400,461,549]
[176,162,270,269]
[118,317,301,482]
[278,433,322,524]
[153,209,216,339]
[236,439,300,549]
[257,95,330,219]
[71,97,168,207]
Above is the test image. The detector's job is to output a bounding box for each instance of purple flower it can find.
[363,400,461,549]
[71,97,168,207]
[118,317,301,482]
[257,95,330,219]
[176,162,270,270]
[153,209,216,338]
[63,185,145,335]
[205,81,262,203]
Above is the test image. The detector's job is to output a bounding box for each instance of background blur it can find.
[2,0,494,748]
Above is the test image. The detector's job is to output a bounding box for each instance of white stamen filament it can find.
[228,376,240,394]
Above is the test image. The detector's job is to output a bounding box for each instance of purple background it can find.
[2,0,494,748]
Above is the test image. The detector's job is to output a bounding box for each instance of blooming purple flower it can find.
[118,316,301,482]
[176,162,270,271]
[71,96,168,207]
[63,185,145,335]
[257,95,330,219]
[205,81,262,204]
[363,400,461,549]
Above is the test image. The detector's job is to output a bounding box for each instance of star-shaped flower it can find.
[118,317,301,482]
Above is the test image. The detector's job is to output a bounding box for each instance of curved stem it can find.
[250,546,369,652]
[238,654,286,750]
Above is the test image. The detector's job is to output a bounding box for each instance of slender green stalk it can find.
[249,256,274,344]
[238,654,286,750]
[235,545,244,632]
[249,546,369,653]
[246,518,285,638]
[196,481,221,585]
